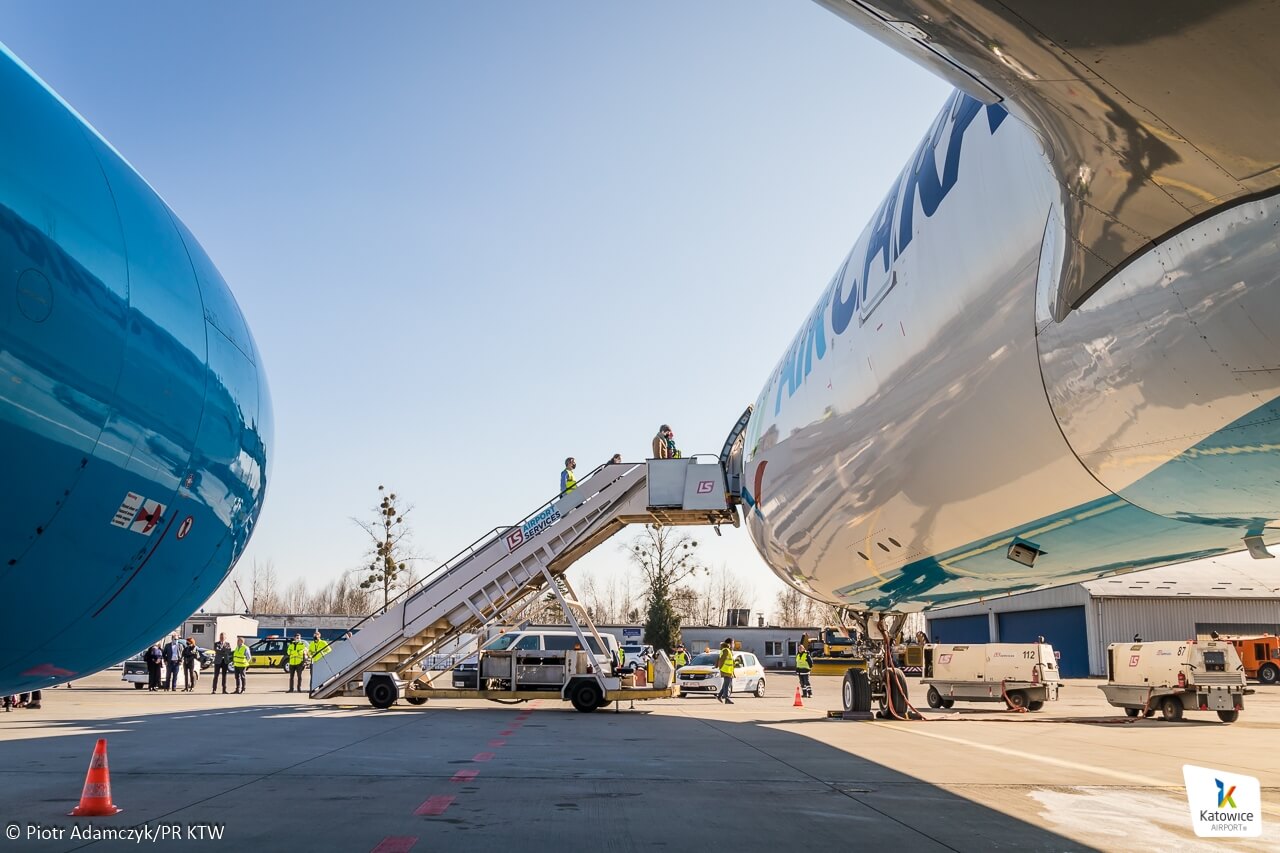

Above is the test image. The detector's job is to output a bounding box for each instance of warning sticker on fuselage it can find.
[110,492,167,536]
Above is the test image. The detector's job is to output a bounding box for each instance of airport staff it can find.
[672,646,688,668]
[212,633,232,694]
[309,631,330,664]
[795,643,812,698]
[232,638,253,693]
[286,635,309,693]
[716,639,736,704]
[615,646,626,673]
[560,457,577,495]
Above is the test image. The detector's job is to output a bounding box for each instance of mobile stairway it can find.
[311,410,750,712]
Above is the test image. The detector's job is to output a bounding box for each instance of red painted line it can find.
[451,769,479,783]
[414,795,455,816]
[473,752,495,762]
[498,729,514,736]
[488,739,506,747]
[371,837,417,853]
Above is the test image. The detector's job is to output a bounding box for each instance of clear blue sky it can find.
[3,2,950,617]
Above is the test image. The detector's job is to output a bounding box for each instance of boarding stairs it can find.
[310,435,748,701]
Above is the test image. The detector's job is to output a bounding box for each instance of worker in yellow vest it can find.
[795,642,813,698]
[560,457,577,495]
[672,646,688,669]
[716,638,736,704]
[286,634,308,693]
[615,645,626,673]
[309,631,331,664]
[232,637,253,694]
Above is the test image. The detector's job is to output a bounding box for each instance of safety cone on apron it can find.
[69,738,122,816]
[793,686,804,707]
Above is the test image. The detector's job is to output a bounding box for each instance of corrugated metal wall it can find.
[1094,598,1280,675]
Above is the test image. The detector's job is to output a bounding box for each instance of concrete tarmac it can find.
[0,671,1277,851]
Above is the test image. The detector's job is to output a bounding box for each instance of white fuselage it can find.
[742,91,1280,612]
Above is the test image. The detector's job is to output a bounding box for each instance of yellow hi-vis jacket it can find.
[287,642,307,666]
[796,649,811,671]
[233,645,251,668]
[718,647,735,675]
[309,639,330,661]
[672,651,688,667]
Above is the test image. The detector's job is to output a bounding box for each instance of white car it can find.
[676,651,766,698]
[619,644,654,670]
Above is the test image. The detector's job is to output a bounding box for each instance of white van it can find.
[922,643,1061,710]
[452,629,619,688]
[1099,640,1248,722]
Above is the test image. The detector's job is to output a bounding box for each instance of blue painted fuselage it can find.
[0,46,270,694]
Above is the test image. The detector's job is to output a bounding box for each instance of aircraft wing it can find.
[813,0,1280,318]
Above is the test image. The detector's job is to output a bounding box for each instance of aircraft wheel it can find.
[842,668,871,713]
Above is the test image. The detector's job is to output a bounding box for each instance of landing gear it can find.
[842,668,872,714]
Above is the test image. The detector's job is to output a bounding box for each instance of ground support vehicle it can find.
[1099,640,1249,723]
[1222,634,1280,684]
[922,643,1061,711]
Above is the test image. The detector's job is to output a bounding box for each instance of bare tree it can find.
[691,563,753,626]
[774,586,822,626]
[670,585,703,624]
[626,524,706,650]
[249,559,284,613]
[580,573,640,624]
[353,485,416,613]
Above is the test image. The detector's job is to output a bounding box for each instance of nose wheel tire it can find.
[842,668,872,713]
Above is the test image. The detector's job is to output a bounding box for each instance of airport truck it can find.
[1221,634,1280,684]
[922,643,1061,711]
[1098,640,1248,722]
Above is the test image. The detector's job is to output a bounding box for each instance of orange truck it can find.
[1224,635,1280,684]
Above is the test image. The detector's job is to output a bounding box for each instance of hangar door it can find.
[998,607,1088,678]
[927,613,990,644]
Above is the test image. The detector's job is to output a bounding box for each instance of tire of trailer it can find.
[1005,690,1029,711]
[1159,696,1183,722]
[406,697,427,705]
[366,677,399,710]
[1124,707,1141,718]
[926,686,942,709]
[1027,700,1044,712]
[1217,708,1239,723]
[940,698,954,709]
[842,668,872,714]
[571,681,603,713]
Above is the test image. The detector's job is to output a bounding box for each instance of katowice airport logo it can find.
[1182,764,1262,837]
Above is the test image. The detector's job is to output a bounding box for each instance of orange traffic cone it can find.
[793,686,804,707]
[69,738,122,816]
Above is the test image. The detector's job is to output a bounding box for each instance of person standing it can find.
[309,631,330,666]
[232,637,253,693]
[286,634,308,693]
[652,425,672,459]
[795,641,812,698]
[672,645,688,669]
[181,638,199,692]
[211,633,232,694]
[560,457,577,495]
[716,638,736,704]
[163,635,182,691]
[145,642,164,691]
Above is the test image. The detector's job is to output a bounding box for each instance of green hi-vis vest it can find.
[718,648,735,675]
[673,651,688,667]
[796,650,811,671]
[310,639,330,660]
[233,646,249,667]
[288,642,306,665]
[616,648,625,667]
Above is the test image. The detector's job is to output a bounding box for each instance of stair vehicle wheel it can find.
[1259,663,1280,685]
[926,686,943,709]
[1159,696,1183,722]
[1027,700,1044,712]
[406,697,427,706]
[366,677,399,710]
[1124,707,1141,718]
[1217,709,1239,723]
[571,681,603,713]
[940,698,954,709]
[842,668,872,714]
[754,678,766,698]
[1005,690,1029,711]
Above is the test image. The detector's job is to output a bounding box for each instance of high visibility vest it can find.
[310,639,330,660]
[616,648,625,668]
[563,468,577,493]
[718,649,735,675]
[673,651,687,667]
[233,646,249,668]
[288,642,306,666]
[796,650,811,671]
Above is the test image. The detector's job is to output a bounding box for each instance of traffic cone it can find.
[69,738,122,816]
[793,686,804,707]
